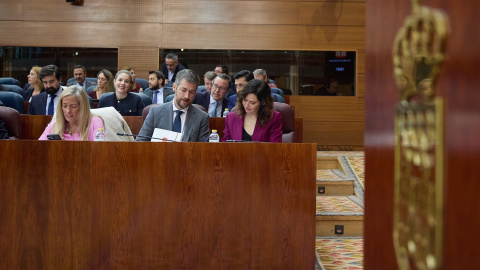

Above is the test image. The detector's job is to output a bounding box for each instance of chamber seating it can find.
[1,84,24,96]
[0,106,21,139]
[0,92,24,114]
[135,78,149,90]
[273,102,295,143]
[0,77,20,86]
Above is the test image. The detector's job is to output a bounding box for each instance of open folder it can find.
[151,128,183,142]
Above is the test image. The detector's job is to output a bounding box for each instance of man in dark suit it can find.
[228,70,254,110]
[194,74,230,117]
[66,65,96,91]
[214,65,236,97]
[143,71,174,104]
[161,53,186,86]
[136,69,210,142]
[28,65,64,115]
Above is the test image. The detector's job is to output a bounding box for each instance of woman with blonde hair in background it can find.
[23,66,44,102]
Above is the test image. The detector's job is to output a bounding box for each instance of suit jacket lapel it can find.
[41,93,48,115]
[252,121,266,142]
[233,116,243,140]
[182,106,196,141]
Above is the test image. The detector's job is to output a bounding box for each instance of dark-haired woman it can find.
[222,79,282,142]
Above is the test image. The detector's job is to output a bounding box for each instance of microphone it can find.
[225,139,259,143]
[117,132,178,142]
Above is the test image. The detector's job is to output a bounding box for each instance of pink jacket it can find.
[221,111,282,142]
[39,116,104,141]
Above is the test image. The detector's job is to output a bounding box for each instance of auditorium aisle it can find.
[315,151,364,270]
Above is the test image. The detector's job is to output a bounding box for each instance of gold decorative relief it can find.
[393,1,449,270]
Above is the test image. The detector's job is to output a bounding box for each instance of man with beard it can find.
[28,65,64,115]
[66,65,96,91]
[193,74,230,117]
[136,69,210,142]
[143,71,173,104]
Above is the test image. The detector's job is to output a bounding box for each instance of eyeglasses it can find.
[212,84,229,92]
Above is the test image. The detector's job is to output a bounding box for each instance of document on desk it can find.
[152,128,183,142]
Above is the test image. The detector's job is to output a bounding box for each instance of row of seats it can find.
[0,102,296,142]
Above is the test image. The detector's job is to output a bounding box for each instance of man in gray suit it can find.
[67,65,96,91]
[136,69,210,142]
[143,71,173,104]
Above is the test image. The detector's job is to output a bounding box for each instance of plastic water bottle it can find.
[209,129,219,143]
[95,128,106,141]
[223,108,229,117]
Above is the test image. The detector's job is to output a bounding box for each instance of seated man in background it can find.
[136,69,210,142]
[194,74,230,117]
[253,69,278,89]
[28,65,64,115]
[200,71,217,93]
[228,70,254,110]
[162,53,186,86]
[317,78,339,96]
[67,65,96,91]
[144,71,173,104]
[214,65,236,97]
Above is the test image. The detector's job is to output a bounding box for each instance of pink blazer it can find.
[221,111,282,142]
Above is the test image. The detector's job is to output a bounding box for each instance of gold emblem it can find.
[393,1,449,269]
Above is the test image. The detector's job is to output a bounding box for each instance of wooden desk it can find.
[0,141,316,269]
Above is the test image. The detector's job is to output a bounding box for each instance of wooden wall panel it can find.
[162,1,365,27]
[0,0,163,23]
[163,1,301,25]
[0,22,162,48]
[357,49,365,74]
[289,96,364,122]
[163,24,301,50]
[162,24,364,51]
[356,73,365,97]
[300,25,365,51]
[118,47,160,80]
[300,2,366,26]
[303,121,364,146]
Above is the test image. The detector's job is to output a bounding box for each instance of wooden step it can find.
[316,196,364,237]
[316,215,364,237]
[316,179,355,196]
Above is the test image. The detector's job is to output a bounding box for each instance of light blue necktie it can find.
[211,102,218,117]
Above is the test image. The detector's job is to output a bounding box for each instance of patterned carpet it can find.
[346,157,365,189]
[316,238,364,270]
[316,151,364,269]
[317,169,343,180]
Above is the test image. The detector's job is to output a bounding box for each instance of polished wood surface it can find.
[365,0,480,269]
[0,141,316,269]
[364,0,413,268]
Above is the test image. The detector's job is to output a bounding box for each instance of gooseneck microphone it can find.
[117,132,178,142]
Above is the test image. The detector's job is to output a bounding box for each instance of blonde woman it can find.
[88,69,114,99]
[39,85,104,140]
[24,66,44,102]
